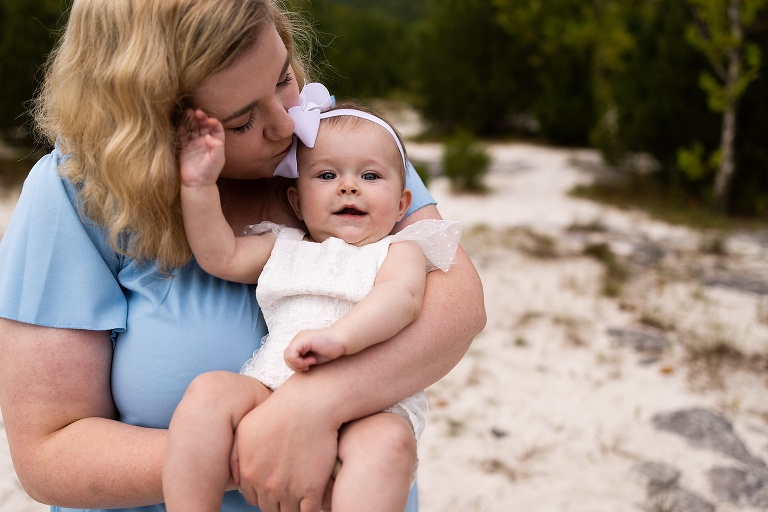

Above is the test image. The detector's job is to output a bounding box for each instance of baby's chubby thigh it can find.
[172,371,273,430]
[337,411,418,482]
[325,412,418,510]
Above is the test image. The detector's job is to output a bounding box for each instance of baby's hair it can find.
[316,102,409,187]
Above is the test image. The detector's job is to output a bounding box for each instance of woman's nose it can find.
[264,101,295,141]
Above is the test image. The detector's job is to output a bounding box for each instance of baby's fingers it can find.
[181,109,219,140]
[284,345,314,372]
[180,109,201,139]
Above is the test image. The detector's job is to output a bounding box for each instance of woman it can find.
[0,1,486,511]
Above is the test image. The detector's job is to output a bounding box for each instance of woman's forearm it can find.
[22,418,167,508]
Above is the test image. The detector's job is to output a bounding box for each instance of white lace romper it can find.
[240,219,461,440]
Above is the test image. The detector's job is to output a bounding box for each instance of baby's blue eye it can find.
[362,172,379,181]
[320,171,336,180]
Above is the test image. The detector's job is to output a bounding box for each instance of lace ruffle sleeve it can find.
[241,221,286,237]
[390,219,462,273]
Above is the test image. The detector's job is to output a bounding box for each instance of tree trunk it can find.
[713,0,742,213]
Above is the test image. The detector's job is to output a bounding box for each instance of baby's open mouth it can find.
[335,207,365,216]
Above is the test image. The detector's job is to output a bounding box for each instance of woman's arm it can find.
[235,204,486,512]
[0,319,167,508]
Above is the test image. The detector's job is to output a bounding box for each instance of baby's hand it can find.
[284,328,347,372]
[179,109,225,187]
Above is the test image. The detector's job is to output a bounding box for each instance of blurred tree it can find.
[325,0,427,21]
[598,0,767,216]
[287,0,416,101]
[729,7,768,217]
[493,0,634,146]
[415,0,530,136]
[596,1,720,172]
[0,0,66,144]
[682,0,766,212]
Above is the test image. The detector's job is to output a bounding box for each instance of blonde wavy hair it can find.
[33,0,310,270]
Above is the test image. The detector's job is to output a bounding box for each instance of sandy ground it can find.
[1,140,767,512]
[413,143,768,512]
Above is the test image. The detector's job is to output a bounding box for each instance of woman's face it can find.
[192,25,300,180]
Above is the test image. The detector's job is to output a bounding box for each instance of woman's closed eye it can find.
[230,109,256,135]
[277,73,294,89]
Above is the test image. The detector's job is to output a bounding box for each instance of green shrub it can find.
[441,129,490,193]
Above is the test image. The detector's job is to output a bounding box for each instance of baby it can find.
[163,84,461,512]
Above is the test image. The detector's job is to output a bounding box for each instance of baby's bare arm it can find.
[284,241,426,371]
[179,109,274,283]
[334,241,426,354]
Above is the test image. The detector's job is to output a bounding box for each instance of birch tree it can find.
[684,0,766,212]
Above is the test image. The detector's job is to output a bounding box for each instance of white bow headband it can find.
[274,83,408,179]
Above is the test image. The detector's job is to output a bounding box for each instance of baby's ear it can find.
[397,188,412,221]
[287,185,304,220]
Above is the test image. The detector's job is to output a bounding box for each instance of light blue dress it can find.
[0,148,434,512]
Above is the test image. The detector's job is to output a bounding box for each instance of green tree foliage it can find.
[415,0,531,136]
[324,0,427,21]
[599,2,721,172]
[729,11,768,216]
[417,0,635,145]
[287,0,416,101]
[682,0,766,212]
[0,0,66,143]
[492,0,616,145]
[598,0,767,216]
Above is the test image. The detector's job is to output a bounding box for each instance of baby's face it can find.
[289,122,411,246]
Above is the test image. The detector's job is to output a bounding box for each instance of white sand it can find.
[416,143,768,512]
[1,141,767,511]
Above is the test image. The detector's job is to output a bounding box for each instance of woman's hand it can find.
[233,374,339,512]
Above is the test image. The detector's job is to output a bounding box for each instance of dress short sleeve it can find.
[390,219,462,272]
[0,149,127,333]
[404,161,436,217]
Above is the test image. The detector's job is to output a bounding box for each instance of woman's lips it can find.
[276,140,293,158]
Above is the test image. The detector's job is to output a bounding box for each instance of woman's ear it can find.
[287,185,304,220]
[397,188,412,221]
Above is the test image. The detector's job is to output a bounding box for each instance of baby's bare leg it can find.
[164,371,272,512]
[332,411,417,512]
